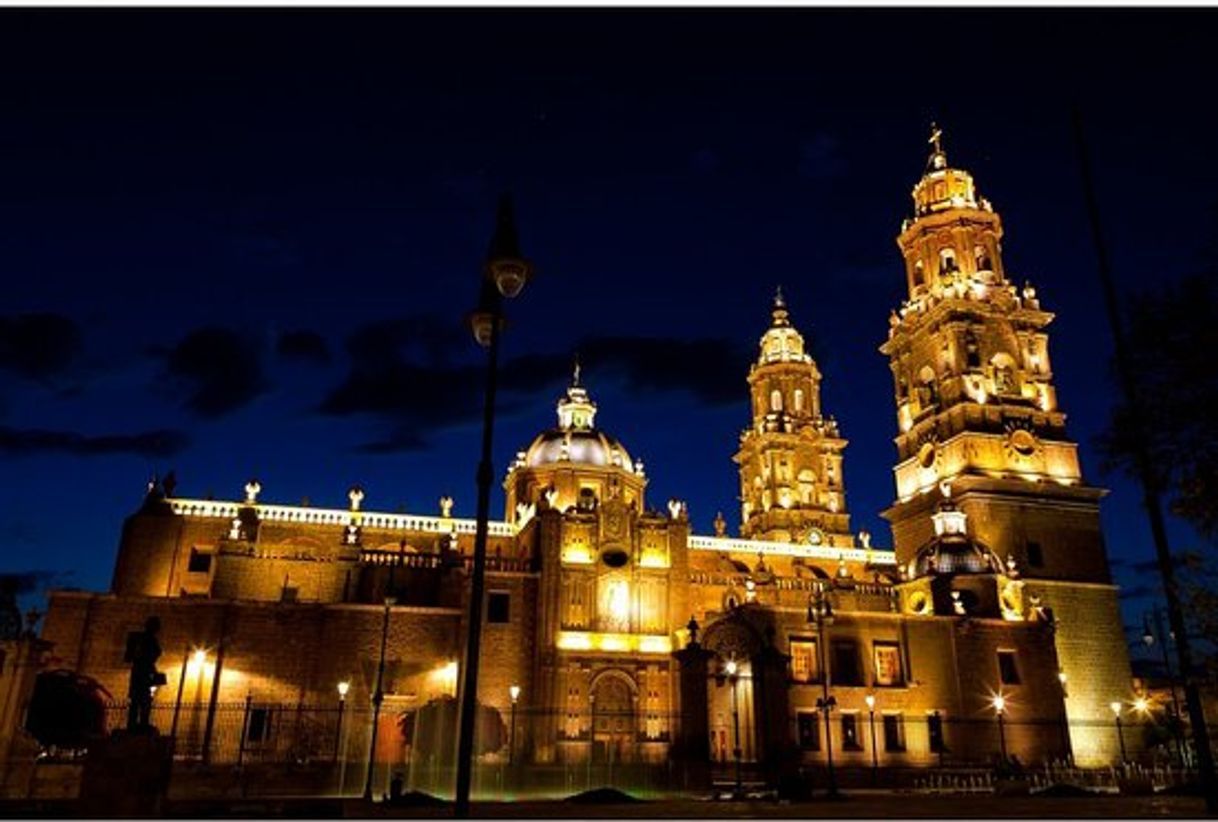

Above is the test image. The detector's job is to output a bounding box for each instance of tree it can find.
[24,670,112,751]
[1101,271,1218,540]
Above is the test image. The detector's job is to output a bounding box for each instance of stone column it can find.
[751,643,795,791]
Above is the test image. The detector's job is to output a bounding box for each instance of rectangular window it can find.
[487,591,511,624]
[1026,541,1044,568]
[789,638,819,683]
[873,642,904,686]
[928,713,946,753]
[187,548,212,574]
[883,714,906,752]
[841,714,862,751]
[246,707,274,744]
[998,650,1021,685]
[831,641,861,686]
[796,711,820,751]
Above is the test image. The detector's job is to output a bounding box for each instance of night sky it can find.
[2,10,1215,659]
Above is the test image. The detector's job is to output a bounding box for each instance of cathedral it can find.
[5,130,1133,797]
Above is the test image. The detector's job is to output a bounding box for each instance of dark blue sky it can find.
[2,10,1215,659]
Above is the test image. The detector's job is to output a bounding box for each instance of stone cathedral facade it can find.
[7,132,1134,796]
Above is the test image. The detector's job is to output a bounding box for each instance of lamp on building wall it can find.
[807,586,839,798]
[509,685,521,766]
[454,196,534,819]
[336,680,351,791]
[992,695,1008,762]
[1111,701,1128,765]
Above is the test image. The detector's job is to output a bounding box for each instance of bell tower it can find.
[735,289,852,546]
[880,126,1132,766]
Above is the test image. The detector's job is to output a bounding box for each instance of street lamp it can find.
[992,695,1008,762]
[508,685,521,766]
[1111,701,1128,764]
[364,596,395,801]
[454,196,534,819]
[336,681,350,793]
[864,693,878,784]
[807,587,838,798]
[724,658,743,798]
[1144,608,1186,766]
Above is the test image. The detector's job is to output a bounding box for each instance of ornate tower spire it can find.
[734,292,851,546]
[556,360,596,431]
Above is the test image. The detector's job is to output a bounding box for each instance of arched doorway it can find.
[701,614,766,768]
[591,670,637,766]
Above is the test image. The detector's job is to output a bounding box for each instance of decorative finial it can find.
[774,285,785,309]
[713,511,727,538]
[572,353,581,388]
[244,479,262,505]
[439,496,454,518]
[928,122,943,155]
[348,486,365,512]
[939,480,952,500]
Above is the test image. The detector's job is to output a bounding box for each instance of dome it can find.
[524,427,634,471]
[517,366,638,473]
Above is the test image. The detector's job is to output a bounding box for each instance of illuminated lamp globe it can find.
[992,695,1006,714]
[1134,697,1149,714]
[724,659,738,677]
[490,258,532,299]
[509,684,521,704]
[864,693,876,711]
[337,680,350,699]
[1110,701,1123,716]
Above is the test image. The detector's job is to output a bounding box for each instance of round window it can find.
[908,591,929,615]
[601,548,629,569]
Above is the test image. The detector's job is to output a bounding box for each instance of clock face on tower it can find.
[807,528,824,546]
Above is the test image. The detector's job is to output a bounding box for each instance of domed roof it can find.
[524,427,633,471]
[907,483,1003,579]
[519,367,637,473]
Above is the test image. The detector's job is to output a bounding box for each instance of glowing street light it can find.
[1111,701,1128,764]
[864,693,878,783]
[508,685,521,766]
[724,657,743,798]
[992,695,1008,761]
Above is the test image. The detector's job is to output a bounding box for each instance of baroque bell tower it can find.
[880,127,1132,766]
[735,290,852,547]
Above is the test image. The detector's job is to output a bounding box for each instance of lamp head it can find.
[724,659,738,677]
[992,695,1006,714]
[337,680,350,699]
[864,694,876,710]
[1110,701,1123,716]
[1134,697,1149,714]
[192,648,208,667]
[509,684,521,703]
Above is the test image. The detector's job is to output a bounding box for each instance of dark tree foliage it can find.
[396,695,506,761]
[1101,271,1218,540]
[24,670,111,750]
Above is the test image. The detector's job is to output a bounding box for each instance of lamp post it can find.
[992,695,1008,762]
[508,685,520,766]
[169,644,198,743]
[336,681,350,795]
[725,658,743,798]
[807,587,838,798]
[1143,610,1186,766]
[865,693,878,784]
[1111,701,1128,765]
[363,597,395,801]
[454,196,534,819]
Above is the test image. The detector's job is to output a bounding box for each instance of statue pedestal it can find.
[80,731,172,816]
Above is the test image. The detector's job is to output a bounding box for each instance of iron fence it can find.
[84,700,1202,800]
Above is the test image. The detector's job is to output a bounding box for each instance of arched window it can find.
[939,248,958,275]
[965,330,981,369]
[912,260,925,287]
[919,365,939,406]
[974,244,992,272]
[798,470,816,505]
[793,389,804,413]
[991,353,1017,395]
[770,389,783,412]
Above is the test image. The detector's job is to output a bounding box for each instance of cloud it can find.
[161,327,266,417]
[277,330,330,365]
[0,313,82,380]
[0,570,73,596]
[1118,584,1157,601]
[319,315,752,453]
[0,426,189,458]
